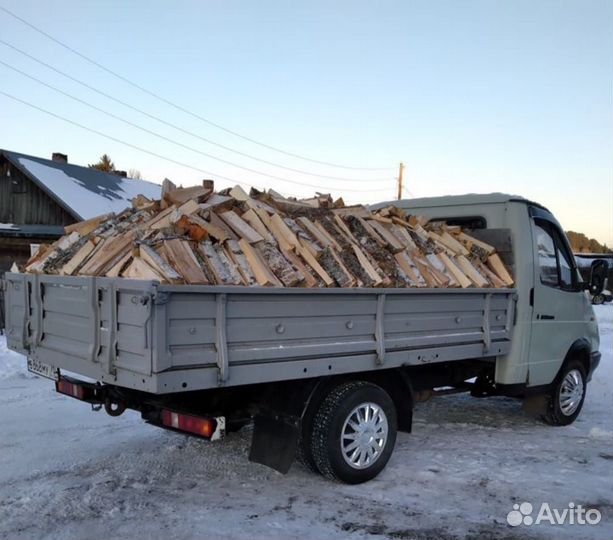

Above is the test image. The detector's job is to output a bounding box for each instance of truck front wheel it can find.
[542,360,587,426]
[309,381,397,484]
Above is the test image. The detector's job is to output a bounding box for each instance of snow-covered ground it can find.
[0,307,611,540]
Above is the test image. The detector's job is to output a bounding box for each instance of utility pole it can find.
[397,162,405,200]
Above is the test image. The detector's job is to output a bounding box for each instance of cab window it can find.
[535,222,558,286]
[554,233,574,289]
[534,219,577,291]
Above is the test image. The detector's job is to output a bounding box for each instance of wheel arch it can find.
[555,338,591,384]
[300,369,414,433]
[359,370,414,433]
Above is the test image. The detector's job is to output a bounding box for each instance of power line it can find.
[0,39,388,183]
[0,4,393,172]
[402,185,415,198]
[0,60,392,193]
[0,90,251,187]
[0,90,394,198]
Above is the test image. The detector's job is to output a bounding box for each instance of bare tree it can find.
[128,168,142,180]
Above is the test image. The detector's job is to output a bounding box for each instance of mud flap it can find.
[248,413,299,474]
[522,394,549,416]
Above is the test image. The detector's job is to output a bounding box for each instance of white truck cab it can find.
[389,193,601,420]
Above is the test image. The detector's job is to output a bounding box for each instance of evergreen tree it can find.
[88,154,115,172]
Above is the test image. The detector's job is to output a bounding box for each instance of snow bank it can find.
[0,334,30,379]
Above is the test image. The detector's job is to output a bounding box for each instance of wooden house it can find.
[0,149,161,272]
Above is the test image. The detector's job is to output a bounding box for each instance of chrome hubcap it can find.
[340,402,388,469]
[559,369,584,416]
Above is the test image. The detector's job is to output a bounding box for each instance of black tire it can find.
[592,294,605,305]
[542,360,587,426]
[296,429,319,473]
[309,381,397,484]
[295,389,320,473]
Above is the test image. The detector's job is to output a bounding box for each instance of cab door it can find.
[527,207,591,386]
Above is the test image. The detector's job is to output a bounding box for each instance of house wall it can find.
[0,155,80,329]
[0,236,34,272]
[0,235,44,330]
[0,157,76,225]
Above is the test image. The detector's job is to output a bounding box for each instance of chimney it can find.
[51,152,68,163]
[113,170,127,178]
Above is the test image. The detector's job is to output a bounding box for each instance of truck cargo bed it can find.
[3,273,516,394]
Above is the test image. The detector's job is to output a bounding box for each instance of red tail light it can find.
[161,409,215,438]
[56,380,92,400]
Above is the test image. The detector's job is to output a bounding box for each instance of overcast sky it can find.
[0,0,611,245]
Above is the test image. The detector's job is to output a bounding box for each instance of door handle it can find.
[537,314,556,320]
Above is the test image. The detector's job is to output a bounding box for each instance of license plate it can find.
[27,358,59,381]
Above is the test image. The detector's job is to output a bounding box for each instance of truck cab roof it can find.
[373,192,549,212]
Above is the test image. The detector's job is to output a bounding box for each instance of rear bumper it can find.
[54,374,225,440]
[587,351,601,382]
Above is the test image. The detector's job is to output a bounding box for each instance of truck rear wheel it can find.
[542,360,587,426]
[309,381,397,484]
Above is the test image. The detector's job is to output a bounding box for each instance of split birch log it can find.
[394,252,427,287]
[438,231,470,256]
[455,232,496,256]
[297,241,335,286]
[241,209,275,243]
[199,241,242,285]
[65,213,113,236]
[281,248,319,287]
[427,253,458,287]
[139,244,183,282]
[225,240,257,286]
[478,262,506,288]
[352,245,383,286]
[269,214,301,251]
[438,253,472,288]
[368,221,405,252]
[456,256,489,287]
[487,253,514,286]
[238,239,280,286]
[162,239,210,284]
[122,257,165,281]
[256,242,304,287]
[318,247,356,287]
[296,217,334,249]
[219,211,264,243]
[59,240,96,276]
[79,231,136,276]
[106,252,132,278]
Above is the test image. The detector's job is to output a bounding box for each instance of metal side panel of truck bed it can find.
[3,273,516,394]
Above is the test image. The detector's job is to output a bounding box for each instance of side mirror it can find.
[588,260,608,296]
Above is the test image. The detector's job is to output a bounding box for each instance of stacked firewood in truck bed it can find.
[20,181,514,289]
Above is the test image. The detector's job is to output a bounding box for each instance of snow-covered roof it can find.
[1,150,161,221]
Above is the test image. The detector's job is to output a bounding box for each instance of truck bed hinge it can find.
[215,293,229,385]
[153,291,170,305]
[482,292,492,354]
[375,294,386,365]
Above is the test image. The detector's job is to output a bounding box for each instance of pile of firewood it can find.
[20,180,514,289]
